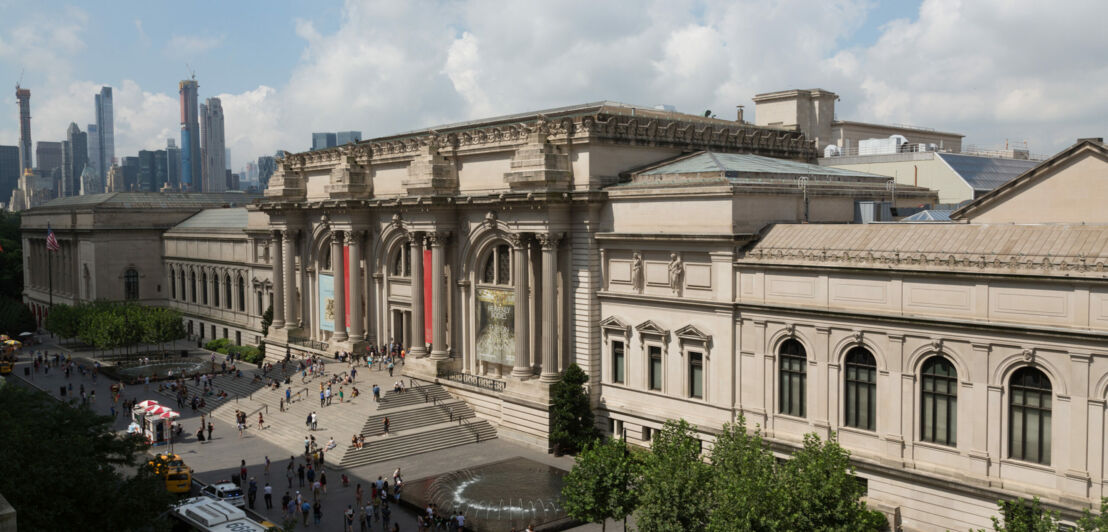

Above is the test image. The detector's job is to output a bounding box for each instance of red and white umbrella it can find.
[158,411,179,419]
[136,400,158,409]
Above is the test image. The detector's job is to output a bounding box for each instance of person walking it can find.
[264,455,271,477]
[298,463,306,488]
[313,500,323,526]
[207,421,213,441]
[344,505,355,532]
[258,412,264,430]
[286,386,292,404]
[301,500,311,526]
[382,417,390,435]
[264,482,273,509]
[311,412,318,431]
[247,478,258,509]
[320,471,328,494]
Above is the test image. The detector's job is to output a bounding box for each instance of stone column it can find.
[409,233,427,357]
[539,233,561,383]
[283,229,297,327]
[348,231,365,342]
[511,233,532,379]
[429,232,449,360]
[332,229,348,342]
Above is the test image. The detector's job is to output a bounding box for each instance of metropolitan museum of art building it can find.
[20,102,1108,530]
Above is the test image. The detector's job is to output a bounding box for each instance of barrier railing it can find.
[436,370,506,392]
[288,336,329,352]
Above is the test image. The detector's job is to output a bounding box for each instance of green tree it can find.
[635,419,712,531]
[0,298,36,336]
[1077,498,1108,531]
[984,498,1060,532]
[707,416,783,531]
[562,437,640,531]
[0,384,176,530]
[45,303,80,340]
[261,303,273,336]
[549,363,597,454]
[778,433,886,531]
[0,211,23,300]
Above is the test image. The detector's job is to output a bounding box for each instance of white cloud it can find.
[3,0,1107,170]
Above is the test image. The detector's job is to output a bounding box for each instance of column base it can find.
[430,349,449,361]
[333,331,349,342]
[409,347,429,358]
[538,372,559,384]
[511,366,533,379]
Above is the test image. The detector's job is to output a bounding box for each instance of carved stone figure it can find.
[631,252,644,293]
[668,252,684,294]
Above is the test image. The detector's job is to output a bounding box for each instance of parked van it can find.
[170,496,274,531]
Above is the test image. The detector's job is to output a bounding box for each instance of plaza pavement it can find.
[7,335,626,531]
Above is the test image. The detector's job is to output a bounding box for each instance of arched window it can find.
[224,274,232,309]
[920,356,957,446]
[201,272,209,305]
[481,244,512,285]
[211,274,219,307]
[391,241,412,277]
[124,268,139,300]
[844,346,877,431]
[178,271,186,301]
[238,276,246,312]
[170,269,177,299]
[323,244,332,271]
[190,271,197,302]
[778,338,807,417]
[1009,367,1052,464]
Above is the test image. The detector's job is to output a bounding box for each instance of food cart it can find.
[131,400,181,447]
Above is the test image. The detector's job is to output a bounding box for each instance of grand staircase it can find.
[153,361,498,469]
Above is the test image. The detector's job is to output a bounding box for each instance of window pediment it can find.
[635,320,669,341]
[675,324,711,344]
[600,316,632,335]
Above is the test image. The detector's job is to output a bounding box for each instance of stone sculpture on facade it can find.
[631,252,644,293]
[668,252,684,295]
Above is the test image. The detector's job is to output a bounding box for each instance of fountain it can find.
[117,358,206,380]
[402,457,575,531]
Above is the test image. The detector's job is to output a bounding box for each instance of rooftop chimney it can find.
[736,105,745,124]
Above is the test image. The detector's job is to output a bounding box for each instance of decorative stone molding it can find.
[600,315,633,337]
[635,320,670,354]
[675,324,712,355]
[325,149,371,198]
[505,120,571,191]
[403,137,457,196]
[536,232,563,250]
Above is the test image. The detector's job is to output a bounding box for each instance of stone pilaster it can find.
[409,233,427,357]
[429,232,449,361]
[538,233,561,383]
[332,229,348,342]
[511,233,532,379]
[348,231,365,342]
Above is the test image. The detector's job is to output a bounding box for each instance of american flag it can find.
[46,224,60,252]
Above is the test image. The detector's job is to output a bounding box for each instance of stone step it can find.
[376,386,452,409]
[358,401,474,438]
[339,419,498,469]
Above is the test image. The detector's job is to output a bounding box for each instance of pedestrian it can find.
[313,500,323,525]
[240,460,248,485]
[287,463,295,489]
[305,435,311,455]
[298,463,306,487]
[387,361,394,376]
[307,465,316,486]
[258,412,264,430]
[282,492,291,514]
[382,417,390,435]
[279,397,285,412]
[207,421,213,441]
[301,500,311,526]
[320,389,326,407]
[320,471,327,494]
[264,482,273,509]
[311,412,318,431]
[339,387,344,403]
[344,504,355,532]
[286,387,292,404]
[247,478,258,509]
[381,501,391,529]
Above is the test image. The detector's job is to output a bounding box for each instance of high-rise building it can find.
[35,141,62,177]
[121,156,139,191]
[153,149,168,191]
[311,132,336,151]
[200,97,226,193]
[15,85,32,171]
[166,138,181,190]
[224,148,231,170]
[179,80,202,191]
[94,86,115,180]
[61,123,88,197]
[86,123,100,185]
[0,145,19,206]
[257,155,276,188]
[138,150,155,191]
[335,131,362,146]
[105,164,123,192]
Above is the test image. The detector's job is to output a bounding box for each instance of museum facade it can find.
[21,100,1108,530]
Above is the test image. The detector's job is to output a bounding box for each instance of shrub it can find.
[204,338,232,352]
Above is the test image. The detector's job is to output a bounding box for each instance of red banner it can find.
[424,249,433,342]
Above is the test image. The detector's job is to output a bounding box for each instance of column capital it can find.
[506,232,528,249]
[270,228,281,240]
[425,231,450,247]
[536,232,563,250]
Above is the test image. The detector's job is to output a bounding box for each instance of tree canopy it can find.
[549,363,597,454]
[635,419,713,531]
[562,437,640,531]
[47,302,186,354]
[0,384,176,530]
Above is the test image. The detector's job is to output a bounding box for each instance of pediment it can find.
[635,320,669,338]
[599,315,631,334]
[675,324,711,343]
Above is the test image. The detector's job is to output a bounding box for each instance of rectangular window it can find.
[235,331,241,346]
[223,327,228,339]
[210,325,216,339]
[612,340,625,384]
[648,345,662,391]
[642,426,653,441]
[257,292,263,315]
[689,351,704,399]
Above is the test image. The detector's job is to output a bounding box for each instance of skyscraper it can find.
[257,155,276,188]
[138,150,155,191]
[121,156,139,191]
[94,86,115,180]
[15,85,32,171]
[166,138,181,190]
[153,149,168,191]
[61,123,88,197]
[179,79,201,191]
[335,131,362,146]
[35,141,62,177]
[200,97,226,193]
[311,132,336,151]
[86,123,100,186]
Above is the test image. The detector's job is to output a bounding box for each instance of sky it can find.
[0,0,1105,172]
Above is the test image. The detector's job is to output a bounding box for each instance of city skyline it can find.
[1,0,1106,170]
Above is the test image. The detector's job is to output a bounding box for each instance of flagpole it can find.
[48,243,53,309]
